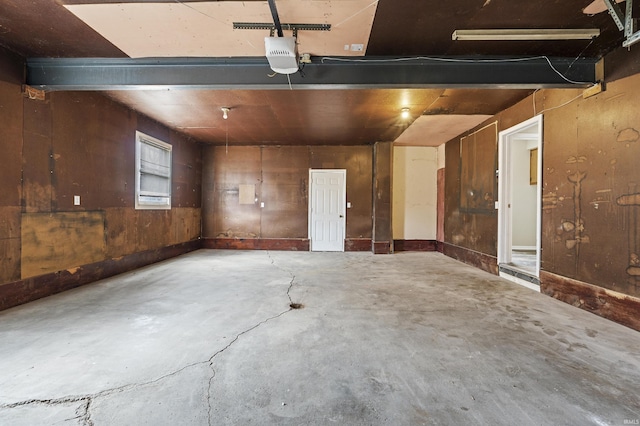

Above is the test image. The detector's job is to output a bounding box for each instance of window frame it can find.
[135,131,172,210]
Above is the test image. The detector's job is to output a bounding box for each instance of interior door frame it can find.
[497,115,543,276]
[308,169,347,252]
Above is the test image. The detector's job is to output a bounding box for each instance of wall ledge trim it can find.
[540,270,640,332]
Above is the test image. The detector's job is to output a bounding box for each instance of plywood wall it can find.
[540,77,640,298]
[202,145,373,240]
[443,72,640,300]
[0,57,203,284]
[444,124,499,256]
[0,55,24,283]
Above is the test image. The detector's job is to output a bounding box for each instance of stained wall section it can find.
[443,60,640,328]
[541,80,640,297]
[0,48,24,284]
[202,145,373,245]
[0,47,202,305]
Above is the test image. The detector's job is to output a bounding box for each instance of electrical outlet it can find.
[350,44,364,52]
[74,195,81,206]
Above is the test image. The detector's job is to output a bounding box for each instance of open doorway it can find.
[497,116,542,290]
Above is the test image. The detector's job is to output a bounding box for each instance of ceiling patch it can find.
[394,115,492,147]
[64,1,378,58]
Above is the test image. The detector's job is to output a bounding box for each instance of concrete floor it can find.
[0,250,639,426]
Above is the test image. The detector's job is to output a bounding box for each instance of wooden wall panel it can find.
[51,92,136,210]
[21,212,106,278]
[22,100,53,213]
[444,132,498,257]
[261,146,309,239]
[201,146,216,238]
[0,51,202,305]
[134,210,172,252]
[0,58,24,284]
[0,207,21,282]
[310,146,373,238]
[171,131,202,208]
[539,80,640,298]
[203,145,374,242]
[171,207,201,243]
[104,207,134,258]
[442,71,640,306]
[373,142,393,252]
[437,168,445,242]
[0,81,23,208]
[0,46,24,86]
[540,90,582,278]
[444,139,461,247]
[211,146,262,238]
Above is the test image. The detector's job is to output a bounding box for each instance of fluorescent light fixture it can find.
[452,29,600,41]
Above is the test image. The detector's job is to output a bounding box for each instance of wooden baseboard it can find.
[204,238,374,252]
[373,241,392,254]
[345,238,372,252]
[0,239,202,312]
[202,238,309,251]
[394,240,438,252]
[441,242,498,275]
[540,270,640,332]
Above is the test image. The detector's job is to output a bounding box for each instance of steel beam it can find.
[26,56,598,91]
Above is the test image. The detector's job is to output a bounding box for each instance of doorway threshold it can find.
[499,265,540,292]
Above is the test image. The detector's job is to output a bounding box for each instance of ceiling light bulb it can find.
[401,108,410,119]
[221,107,230,120]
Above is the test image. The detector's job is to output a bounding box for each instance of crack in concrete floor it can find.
[5,251,637,425]
[205,307,293,426]
[0,254,297,426]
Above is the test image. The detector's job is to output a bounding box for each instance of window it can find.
[135,131,172,210]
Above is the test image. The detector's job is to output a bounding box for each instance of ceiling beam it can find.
[26,56,598,91]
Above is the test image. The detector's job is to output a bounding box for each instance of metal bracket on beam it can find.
[235,22,330,39]
[604,0,640,48]
[233,23,331,31]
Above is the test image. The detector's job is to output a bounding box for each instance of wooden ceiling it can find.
[0,0,625,146]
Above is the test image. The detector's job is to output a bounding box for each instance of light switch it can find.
[74,195,81,206]
[260,202,265,208]
[347,202,352,208]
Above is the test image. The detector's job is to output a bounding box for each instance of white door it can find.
[309,169,346,252]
